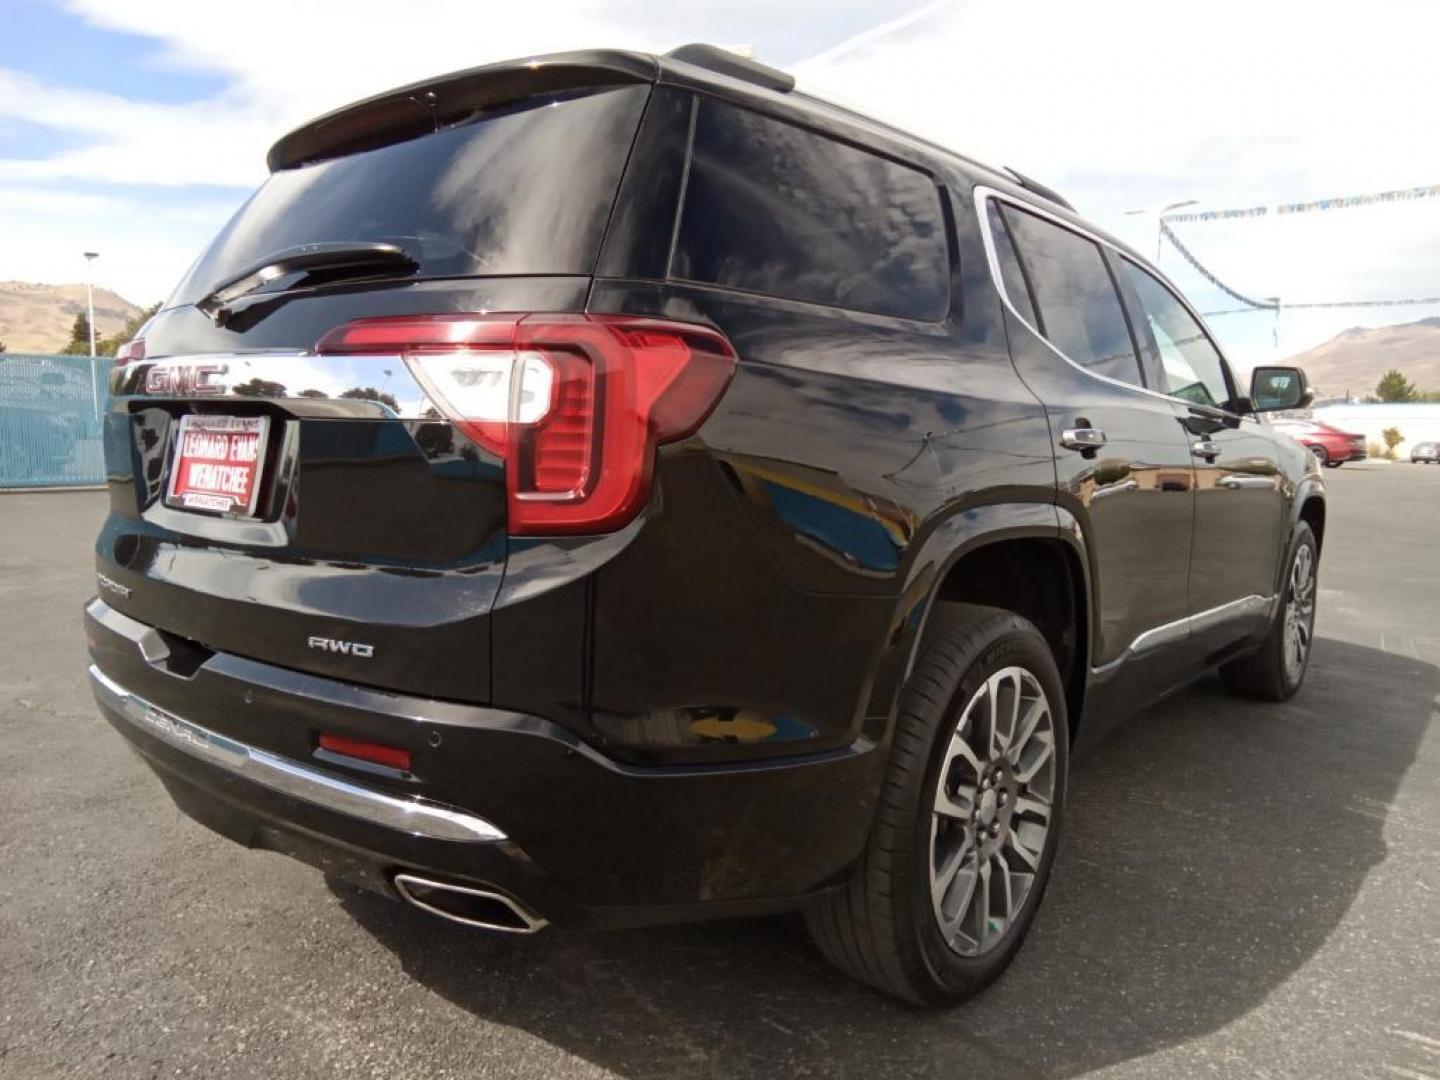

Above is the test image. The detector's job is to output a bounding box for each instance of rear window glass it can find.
[169,85,651,306]
[999,204,1142,387]
[671,99,950,320]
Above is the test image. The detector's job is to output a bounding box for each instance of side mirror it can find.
[1249,366,1313,412]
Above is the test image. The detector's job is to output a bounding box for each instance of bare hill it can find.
[0,281,145,354]
[1283,317,1440,398]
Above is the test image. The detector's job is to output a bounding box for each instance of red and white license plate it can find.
[165,414,269,516]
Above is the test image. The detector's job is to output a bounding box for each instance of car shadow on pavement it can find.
[333,637,1435,1079]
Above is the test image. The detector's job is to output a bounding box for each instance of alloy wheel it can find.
[929,666,1056,957]
[1283,542,1316,683]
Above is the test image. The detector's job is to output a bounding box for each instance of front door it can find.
[1112,257,1285,652]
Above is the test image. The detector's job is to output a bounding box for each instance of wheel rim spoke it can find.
[1005,829,1041,873]
[1006,697,1046,766]
[1015,729,1054,784]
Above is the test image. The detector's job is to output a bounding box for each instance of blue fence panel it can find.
[0,353,112,488]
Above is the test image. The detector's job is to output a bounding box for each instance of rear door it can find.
[98,79,653,702]
[980,193,1198,672]
[1113,257,1285,649]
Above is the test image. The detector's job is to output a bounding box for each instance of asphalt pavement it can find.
[2,460,1438,1079]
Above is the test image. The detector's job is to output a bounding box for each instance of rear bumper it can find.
[85,599,880,928]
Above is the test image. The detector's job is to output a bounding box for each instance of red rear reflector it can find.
[316,314,737,535]
[317,733,412,772]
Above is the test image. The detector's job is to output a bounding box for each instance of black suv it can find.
[85,45,1324,1004]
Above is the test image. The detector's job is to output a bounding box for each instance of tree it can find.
[58,312,92,355]
[1375,369,1418,403]
[232,377,288,397]
[340,386,400,413]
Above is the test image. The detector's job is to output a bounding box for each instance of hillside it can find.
[1283,317,1440,399]
[0,281,145,354]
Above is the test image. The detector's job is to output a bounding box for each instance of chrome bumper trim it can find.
[88,665,506,843]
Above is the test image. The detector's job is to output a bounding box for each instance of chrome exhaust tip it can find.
[392,873,547,934]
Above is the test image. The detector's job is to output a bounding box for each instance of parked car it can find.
[1411,440,1439,464]
[84,44,1325,1005]
[1270,418,1367,467]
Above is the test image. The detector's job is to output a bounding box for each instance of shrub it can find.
[1381,427,1404,460]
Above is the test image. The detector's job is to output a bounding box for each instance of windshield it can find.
[168,84,650,307]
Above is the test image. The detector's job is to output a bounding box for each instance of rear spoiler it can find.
[266,50,658,171]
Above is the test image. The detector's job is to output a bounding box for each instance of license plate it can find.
[165,414,269,516]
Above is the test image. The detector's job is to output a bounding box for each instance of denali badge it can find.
[307,635,375,658]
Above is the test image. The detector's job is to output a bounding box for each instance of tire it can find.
[1219,522,1318,701]
[1308,444,1329,467]
[806,602,1068,1005]
[1325,460,1343,468]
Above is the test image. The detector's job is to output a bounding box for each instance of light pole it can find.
[1124,200,1198,266]
[83,251,99,356]
[83,251,100,417]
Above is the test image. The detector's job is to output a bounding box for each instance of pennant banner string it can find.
[1158,221,1277,310]
[1201,296,1440,318]
[1164,183,1440,224]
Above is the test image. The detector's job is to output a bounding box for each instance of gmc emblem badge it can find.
[146,363,227,396]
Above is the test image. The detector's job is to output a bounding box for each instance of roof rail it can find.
[665,44,795,93]
[1004,167,1075,212]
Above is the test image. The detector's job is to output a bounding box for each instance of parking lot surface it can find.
[2,461,1438,1079]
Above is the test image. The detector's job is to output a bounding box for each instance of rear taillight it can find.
[316,314,737,535]
[115,338,145,365]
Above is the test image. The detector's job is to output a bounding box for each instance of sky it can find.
[3,0,1439,370]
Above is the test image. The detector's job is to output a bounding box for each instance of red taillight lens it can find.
[316,314,737,535]
[115,338,145,365]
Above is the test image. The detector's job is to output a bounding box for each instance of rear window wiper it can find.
[197,241,419,325]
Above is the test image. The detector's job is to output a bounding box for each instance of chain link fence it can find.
[0,353,112,488]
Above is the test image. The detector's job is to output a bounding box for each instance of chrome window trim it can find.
[972,184,1246,418]
[88,665,507,843]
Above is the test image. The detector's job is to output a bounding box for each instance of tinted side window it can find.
[999,204,1142,386]
[672,100,949,320]
[986,201,1037,325]
[1119,260,1233,408]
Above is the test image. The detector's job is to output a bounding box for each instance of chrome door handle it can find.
[1060,428,1107,452]
[1192,439,1221,460]
[1091,477,1139,502]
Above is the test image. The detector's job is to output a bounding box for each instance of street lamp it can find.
[1124,200,1198,265]
[83,251,100,417]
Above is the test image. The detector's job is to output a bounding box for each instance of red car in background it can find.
[1271,418,1368,467]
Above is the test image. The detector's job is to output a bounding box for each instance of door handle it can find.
[1060,428,1107,452]
[1091,477,1139,502]
[1192,439,1221,460]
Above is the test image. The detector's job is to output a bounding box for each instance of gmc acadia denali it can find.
[85,45,1325,1004]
